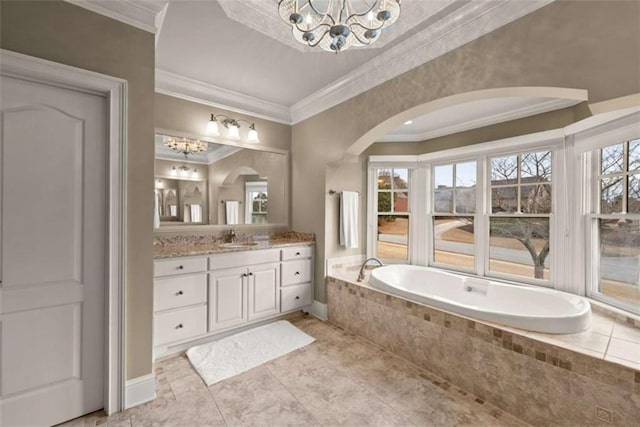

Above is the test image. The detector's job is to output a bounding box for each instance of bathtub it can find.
[369,265,591,334]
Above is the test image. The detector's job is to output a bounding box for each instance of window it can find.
[488,151,552,281]
[591,139,640,309]
[431,162,476,271]
[245,181,268,224]
[375,168,410,261]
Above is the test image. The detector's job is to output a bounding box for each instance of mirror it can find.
[155,133,287,227]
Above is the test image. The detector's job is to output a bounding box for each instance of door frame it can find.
[0,49,127,415]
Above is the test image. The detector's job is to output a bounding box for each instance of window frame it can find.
[428,159,479,274]
[367,160,418,264]
[586,138,640,314]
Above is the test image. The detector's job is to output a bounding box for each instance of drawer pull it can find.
[295,252,301,256]
[295,271,300,275]
[177,265,184,270]
[176,323,184,329]
[248,272,253,276]
[176,290,184,296]
[295,296,300,300]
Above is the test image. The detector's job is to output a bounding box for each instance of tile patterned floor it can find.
[60,314,528,426]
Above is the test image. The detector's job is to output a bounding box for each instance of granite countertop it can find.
[153,232,314,259]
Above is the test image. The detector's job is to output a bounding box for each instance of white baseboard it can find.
[306,300,328,321]
[124,373,156,410]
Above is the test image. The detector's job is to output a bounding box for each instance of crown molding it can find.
[155,69,293,125]
[290,0,555,124]
[64,0,167,33]
[376,97,581,143]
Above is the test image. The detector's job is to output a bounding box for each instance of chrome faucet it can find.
[227,229,236,243]
[357,257,384,282]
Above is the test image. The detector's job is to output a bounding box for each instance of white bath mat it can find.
[186,320,315,386]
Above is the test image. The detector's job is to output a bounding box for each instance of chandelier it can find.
[278,0,401,53]
[164,137,208,157]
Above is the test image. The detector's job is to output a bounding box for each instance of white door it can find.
[0,74,107,426]
[209,267,247,331]
[247,262,280,321]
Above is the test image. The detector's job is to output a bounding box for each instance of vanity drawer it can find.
[154,257,207,278]
[154,305,207,346]
[281,283,312,312]
[281,259,311,286]
[281,246,313,261]
[209,249,279,270]
[154,274,207,312]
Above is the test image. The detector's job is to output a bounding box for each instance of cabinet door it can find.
[248,262,280,321]
[209,267,247,331]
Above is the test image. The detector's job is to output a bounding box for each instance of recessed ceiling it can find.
[377,95,586,142]
[66,0,557,124]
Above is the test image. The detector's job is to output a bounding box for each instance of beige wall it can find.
[292,0,640,303]
[0,1,155,379]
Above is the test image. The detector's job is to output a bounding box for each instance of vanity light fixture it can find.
[278,0,401,53]
[164,136,208,157]
[206,114,260,143]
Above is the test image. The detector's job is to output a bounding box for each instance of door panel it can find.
[209,267,247,331]
[248,262,280,321]
[0,75,106,426]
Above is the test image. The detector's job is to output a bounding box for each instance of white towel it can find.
[226,201,239,225]
[339,191,359,249]
[183,204,191,223]
[153,191,160,228]
[190,204,202,223]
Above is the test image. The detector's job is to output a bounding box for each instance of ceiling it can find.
[378,95,586,142]
[66,0,557,125]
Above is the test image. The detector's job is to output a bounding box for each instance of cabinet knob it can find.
[295,296,300,300]
[178,265,184,270]
[242,273,248,277]
[176,290,184,296]
[248,272,253,276]
[295,252,301,256]
[176,324,184,329]
[295,271,300,275]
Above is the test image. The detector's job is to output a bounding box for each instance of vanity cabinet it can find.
[153,258,208,347]
[153,244,313,357]
[280,245,313,312]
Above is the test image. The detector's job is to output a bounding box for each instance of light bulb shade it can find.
[227,124,240,139]
[247,128,260,143]
[206,119,220,136]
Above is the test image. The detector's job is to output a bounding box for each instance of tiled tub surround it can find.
[327,276,640,426]
[153,231,314,258]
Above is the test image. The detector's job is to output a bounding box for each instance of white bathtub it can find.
[369,265,591,334]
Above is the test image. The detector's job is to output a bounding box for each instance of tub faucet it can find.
[357,257,384,282]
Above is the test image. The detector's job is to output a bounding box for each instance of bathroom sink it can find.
[219,242,260,248]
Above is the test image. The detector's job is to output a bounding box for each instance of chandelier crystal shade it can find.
[164,137,208,157]
[278,0,401,53]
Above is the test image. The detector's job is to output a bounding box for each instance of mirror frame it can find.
[154,127,290,233]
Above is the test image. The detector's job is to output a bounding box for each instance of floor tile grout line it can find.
[206,387,230,427]
[262,361,325,427]
[320,319,532,426]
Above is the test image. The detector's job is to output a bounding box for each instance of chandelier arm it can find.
[305,28,332,48]
[292,21,332,34]
[348,21,386,32]
[306,0,335,26]
[350,30,373,45]
[345,0,377,19]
